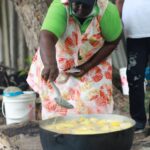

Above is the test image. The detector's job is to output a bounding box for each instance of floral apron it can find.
[27,0,114,120]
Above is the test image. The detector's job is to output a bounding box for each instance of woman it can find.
[27,0,122,119]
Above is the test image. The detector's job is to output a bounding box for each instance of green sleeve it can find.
[41,0,67,38]
[100,2,122,42]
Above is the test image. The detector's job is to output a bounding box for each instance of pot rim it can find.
[39,114,136,135]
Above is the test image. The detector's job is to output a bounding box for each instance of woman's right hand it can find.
[41,63,59,82]
[40,30,59,82]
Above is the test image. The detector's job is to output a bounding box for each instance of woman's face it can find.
[71,2,94,18]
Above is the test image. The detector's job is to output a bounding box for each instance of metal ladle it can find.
[51,81,74,109]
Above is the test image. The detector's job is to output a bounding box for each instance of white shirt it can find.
[122,0,150,38]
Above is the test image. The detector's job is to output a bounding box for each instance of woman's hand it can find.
[40,30,59,82]
[67,36,122,78]
[41,63,59,81]
[67,65,89,77]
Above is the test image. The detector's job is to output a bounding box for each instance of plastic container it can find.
[2,91,36,125]
[119,67,129,95]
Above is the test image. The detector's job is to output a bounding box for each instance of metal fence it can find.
[0,0,29,72]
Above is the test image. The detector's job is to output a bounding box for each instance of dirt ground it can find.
[0,87,150,150]
[113,87,150,150]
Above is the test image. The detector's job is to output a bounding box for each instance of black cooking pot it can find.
[39,114,135,150]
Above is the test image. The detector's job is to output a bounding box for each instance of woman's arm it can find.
[70,34,122,77]
[40,30,59,81]
[39,0,67,81]
[85,35,121,70]
[115,0,124,17]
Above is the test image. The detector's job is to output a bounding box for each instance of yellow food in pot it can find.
[44,117,132,135]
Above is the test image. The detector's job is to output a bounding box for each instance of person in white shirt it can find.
[116,0,150,132]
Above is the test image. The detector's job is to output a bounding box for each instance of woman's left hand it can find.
[66,65,89,77]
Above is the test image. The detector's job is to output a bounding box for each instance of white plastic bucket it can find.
[119,68,129,95]
[2,91,36,125]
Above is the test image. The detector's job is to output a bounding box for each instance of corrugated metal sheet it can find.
[112,39,127,69]
[0,0,127,71]
[0,0,28,72]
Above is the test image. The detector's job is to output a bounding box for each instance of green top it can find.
[41,0,122,42]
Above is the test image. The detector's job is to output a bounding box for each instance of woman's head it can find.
[70,0,96,18]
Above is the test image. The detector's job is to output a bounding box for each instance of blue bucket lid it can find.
[3,91,23,97]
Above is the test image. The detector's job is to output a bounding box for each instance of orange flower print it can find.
[80,76,87,82]
[35,65,41,77]
[108,65,112,71]
[72,32,78,45]
[55,106,67,116]
[105,85,112,97]
[100,85,112,103]
[58,58,66,63]
[101,97,109,106]
[93,34,102,39]
[82,34,88,43]
[100,90,106,99]
[99,91,109,106]
[107,88,112,97]
[96,107,102,113]
[74,90,80,101]
[87,107,95,114]
[93,74,103,82]
[65,37,74,48]
[101,60,110,67]
[89,34,102,47]
[94,66,101,73]
[47,82,53,90]
[91,87,109,107]
[90,94,99,101]
[64,47,74,55]
[64,59,74,69]
[85,51,93,59]
[94,95,108,106]
[69,88,76,96]
[58,58,74,70]
[32,53,38,62]
[43,100,57,112]
[91,66,103,82]
[89,40,100,47]
[105,71,112,80]
[64,34,77,55]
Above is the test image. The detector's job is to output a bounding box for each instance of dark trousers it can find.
[126,38,150,126]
